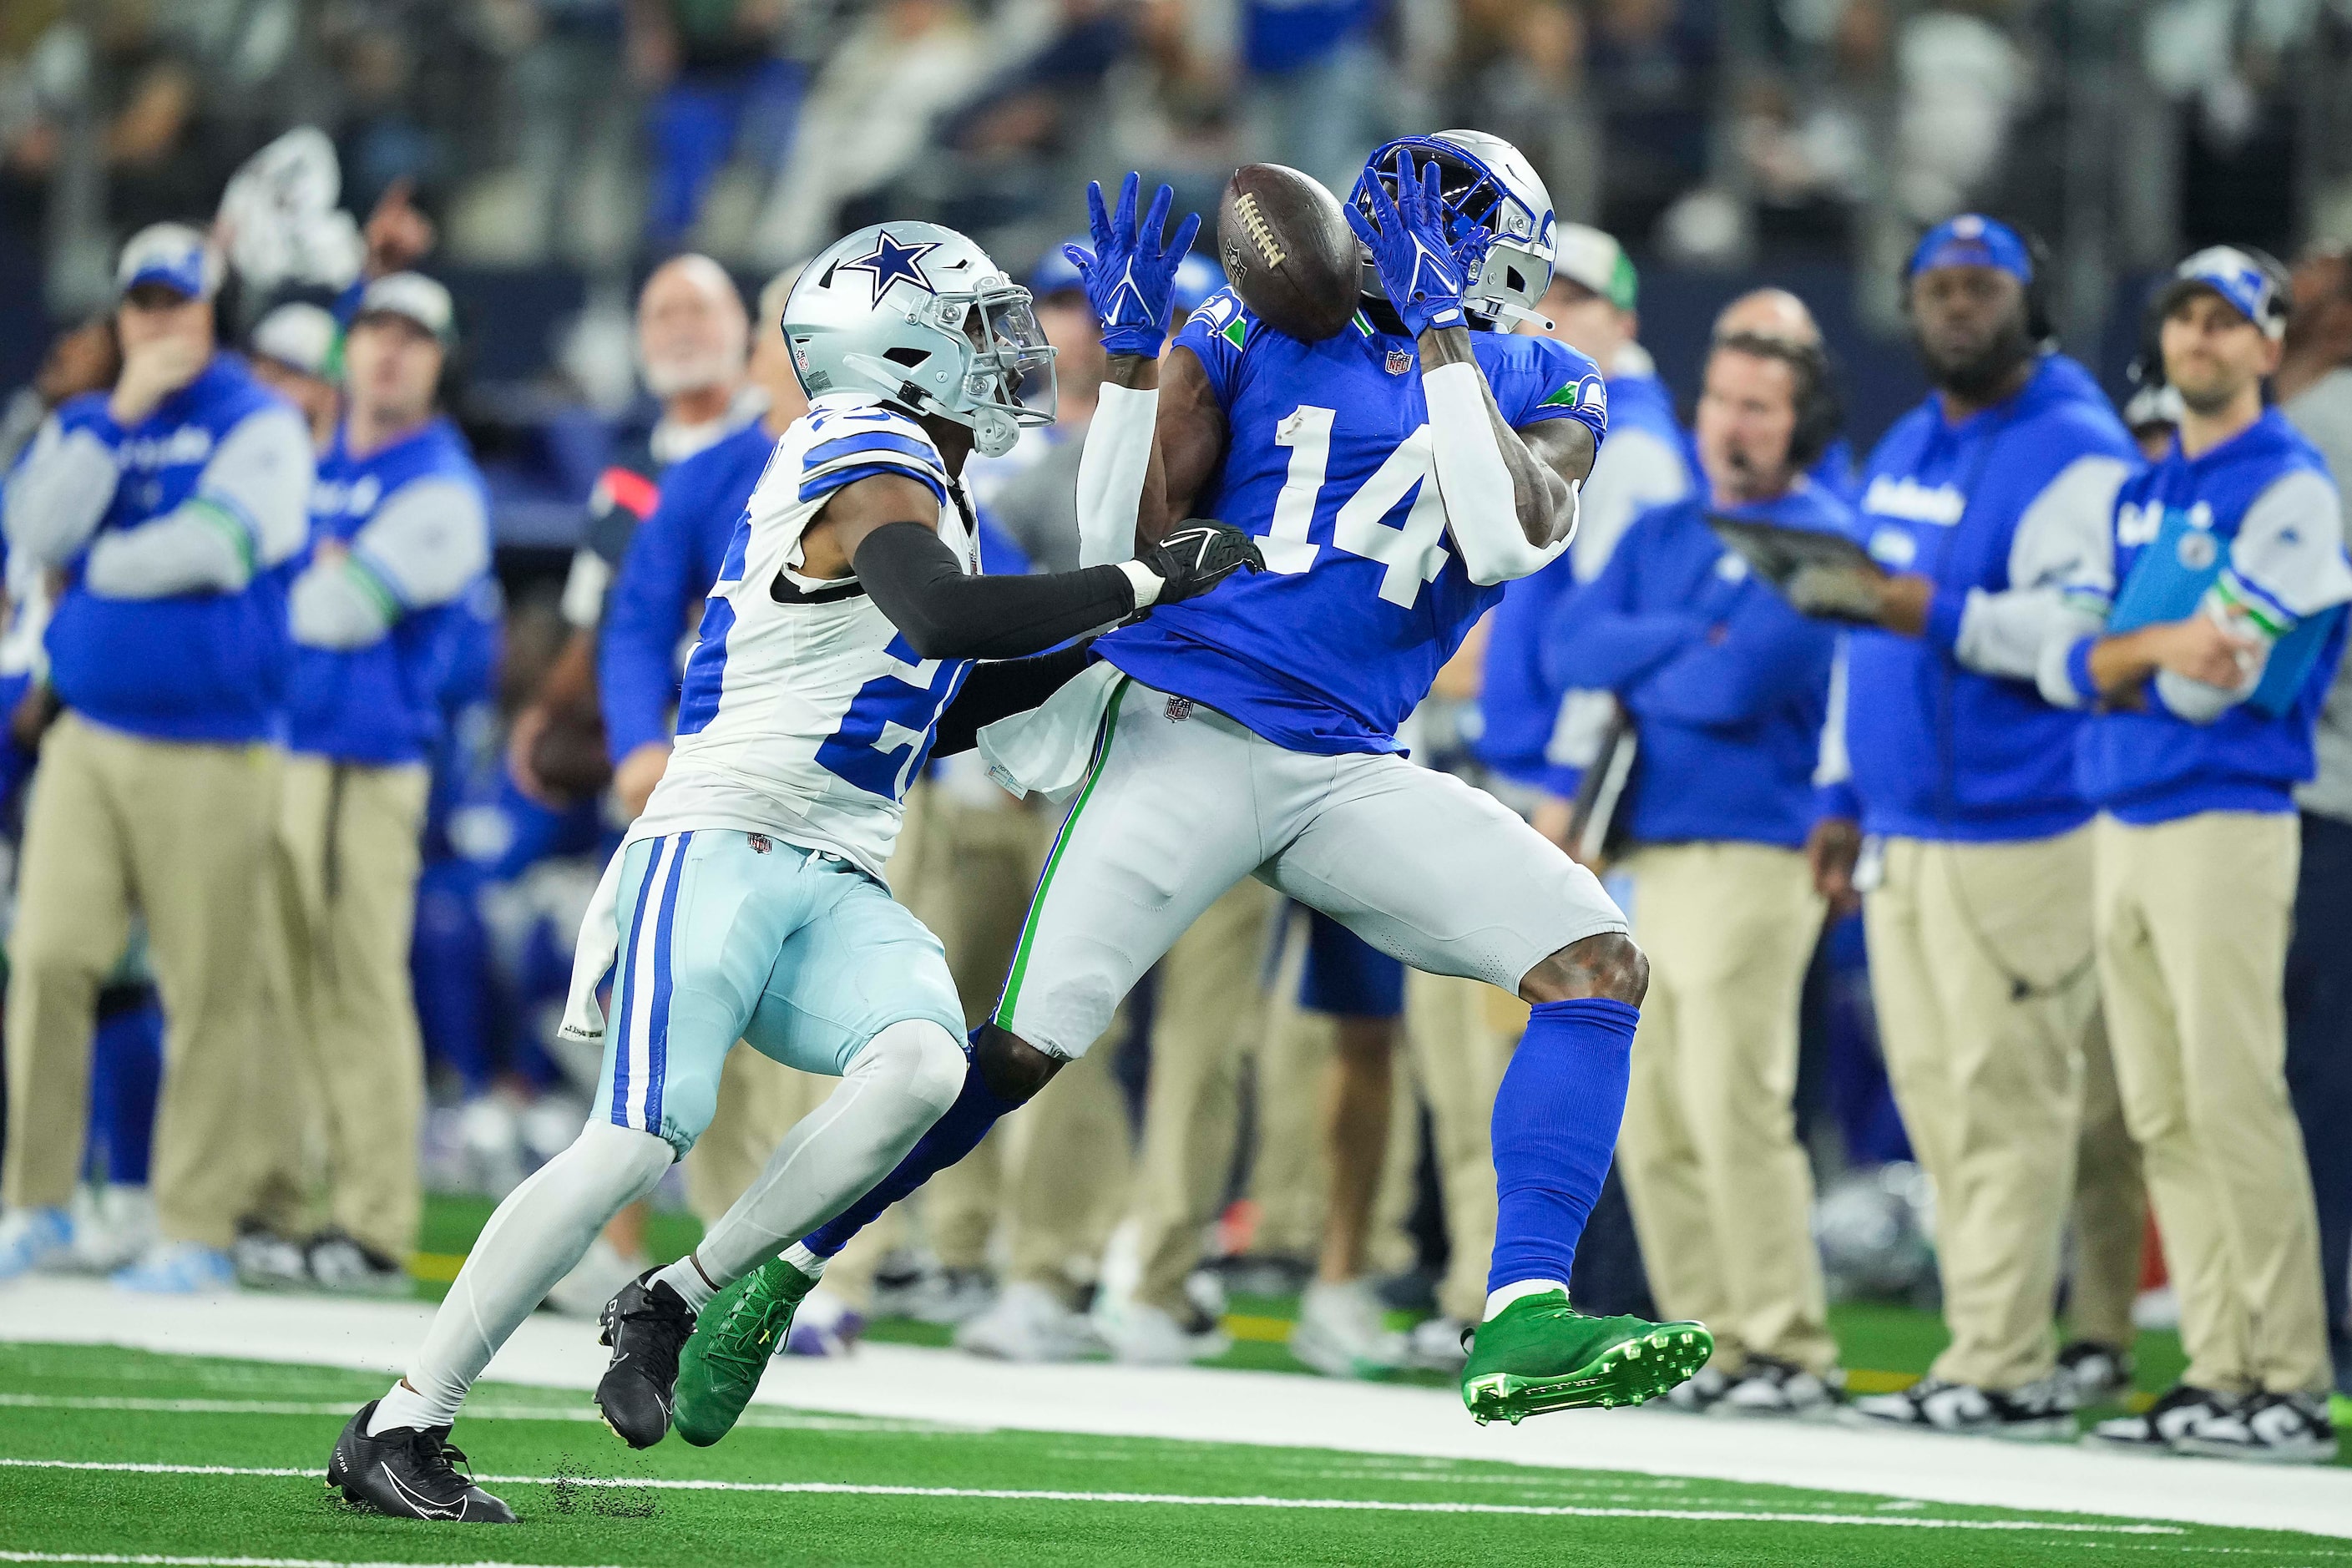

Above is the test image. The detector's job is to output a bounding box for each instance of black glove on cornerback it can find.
[1143,520,1265,605]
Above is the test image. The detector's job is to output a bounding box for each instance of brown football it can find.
[1217,164,1361,344]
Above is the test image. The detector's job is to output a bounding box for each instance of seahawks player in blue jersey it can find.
[675,134,1712,1436]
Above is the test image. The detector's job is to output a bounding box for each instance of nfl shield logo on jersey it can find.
[1385,349,1413,376]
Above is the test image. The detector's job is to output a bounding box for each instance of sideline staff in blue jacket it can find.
[0,225,313,1292]
[1819,216,2146,1438]
[246,273,491,1293]
[2044,248,2349,1464]
[1546,333,1842,1416]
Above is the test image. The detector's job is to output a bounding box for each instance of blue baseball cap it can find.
[115,222,223,301]
[2154,245,2289,339]
[1906,214,2033,285]
[1029,239,1089,300]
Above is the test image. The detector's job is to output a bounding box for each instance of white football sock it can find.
[1484,1277,1569,1321]
[690,1019,964,1289]
[651,1252,718,1313]
[781,1242,827,1279]
[368,1120,671,1436]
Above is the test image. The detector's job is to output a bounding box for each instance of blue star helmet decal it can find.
[837,230,943,307]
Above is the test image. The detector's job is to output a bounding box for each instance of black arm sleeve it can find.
[852,520,1136,661]
[931,641,1098,757]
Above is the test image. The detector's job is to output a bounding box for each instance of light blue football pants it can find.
[593,829,968,1157]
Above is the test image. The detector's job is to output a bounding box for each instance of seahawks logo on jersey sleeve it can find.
[1186,289,1259,354]
[1536,372,1607,426]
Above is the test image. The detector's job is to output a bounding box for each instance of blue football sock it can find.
[801,1040,1019,1259]
[1486,997,1638,1296]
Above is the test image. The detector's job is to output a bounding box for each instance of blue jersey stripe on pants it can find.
[645,830,693,1131]
[609,837,664,1126]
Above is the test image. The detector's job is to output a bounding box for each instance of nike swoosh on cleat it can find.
[379,1462,463,1520]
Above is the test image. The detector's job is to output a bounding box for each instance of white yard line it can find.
[0,1458,2191,1535]
[6,1277,2350,1540]
[0,1393,964,1434]
[1,1554,633,1568]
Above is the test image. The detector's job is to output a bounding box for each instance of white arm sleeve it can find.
[1074,382,1157,569]
[292,476,490,649]
[2154,468,2352,724]
[3,417,119,565]
[1422,360,1574,587]
[1956,454,2132,680]
[80,408,315,599]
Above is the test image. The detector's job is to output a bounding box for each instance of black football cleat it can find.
[595,1267,697,1449]
[327,1401,515,1523]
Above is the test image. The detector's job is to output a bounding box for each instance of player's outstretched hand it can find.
[1345,151,1468,337]
[1065,172,1202,359]
[1140,519,1265,606]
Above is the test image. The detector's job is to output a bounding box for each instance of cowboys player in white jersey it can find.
[325,222,1259,1522]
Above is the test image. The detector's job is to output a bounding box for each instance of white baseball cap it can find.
[353,271,456,345]
[249,301,340,378]
[115,222,224,301]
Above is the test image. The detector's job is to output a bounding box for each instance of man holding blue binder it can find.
[2041,246,2349,1464]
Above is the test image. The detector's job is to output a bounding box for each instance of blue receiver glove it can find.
[1344,151,1468,337]
[1064,172,1203,359]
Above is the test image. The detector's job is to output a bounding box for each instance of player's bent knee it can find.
[1520,932,1649,1008]
[570,1119,676,1200]
[974,1023,1065,1105]
[858,1017,968,1118]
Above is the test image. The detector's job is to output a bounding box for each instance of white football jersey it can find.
[630,392,978,882]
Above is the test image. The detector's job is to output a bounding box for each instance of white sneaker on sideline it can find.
[1289,1279,1409,1379]
[68,1186,154,1273]
[1404,1314,1473,1373]
[112,1241,236,1294]
[544,1237,646,1318]
[1099,1298,1229,1366]
[956,1281,1100,1363]
[0,1206,74,1282]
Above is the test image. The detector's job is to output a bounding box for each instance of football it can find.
[1216,163,1361,344]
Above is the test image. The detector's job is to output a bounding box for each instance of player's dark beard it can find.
[1920,313,2036,402]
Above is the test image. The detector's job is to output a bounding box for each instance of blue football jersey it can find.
[1096,291,1606,753]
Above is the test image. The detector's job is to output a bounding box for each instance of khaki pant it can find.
[2069,1008,2146,1350]
[1403,971,1519,1324]
[3,715,280,1248]
[1865,827,2098,1389]
[1616,842,1835,1374]
[1129,879,1277,1312]
[2093,812,2329,1394]
[251,756,432,1260]
[885,779,1058,1272]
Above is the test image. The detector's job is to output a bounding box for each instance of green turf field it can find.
[1,1341,2344,1568]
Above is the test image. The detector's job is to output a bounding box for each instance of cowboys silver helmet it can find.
[1348,130,1558,331]
[783,222,1055,459]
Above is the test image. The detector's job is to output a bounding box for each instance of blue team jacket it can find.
[2076,411,2348,823]
[1833,354,2137,842]
[288,417,488,766]
[44,355,298,745]
[1546,485,1844,848]
[1478,368,1691,794]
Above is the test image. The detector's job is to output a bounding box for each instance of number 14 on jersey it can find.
[1266,405,1452,609]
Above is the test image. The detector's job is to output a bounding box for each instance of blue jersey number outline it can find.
[812,632,970,800]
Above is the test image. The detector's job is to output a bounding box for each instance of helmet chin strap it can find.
[968,404,1019,459]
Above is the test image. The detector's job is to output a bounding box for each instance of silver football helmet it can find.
[783,222,1055,458]
[1349,129,1558,331]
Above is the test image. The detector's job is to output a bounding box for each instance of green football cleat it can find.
[671,1254,816,1447]
[1459,1288,1712,1425]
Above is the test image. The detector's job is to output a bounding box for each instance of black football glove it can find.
[1139,519,1265,608]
